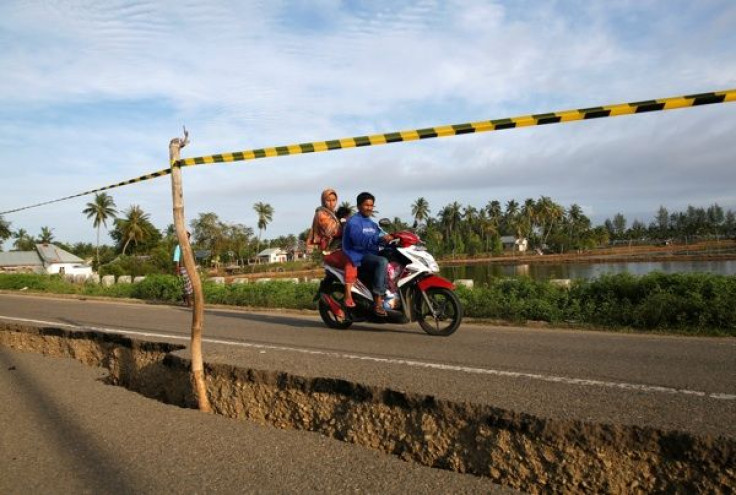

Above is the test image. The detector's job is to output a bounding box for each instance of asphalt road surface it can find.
[1,293,733,440]
[1,347,506,494]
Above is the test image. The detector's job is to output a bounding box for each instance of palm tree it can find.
[477,209,497,251]
[566,203,591,250]
[83,193,117,268]
[13,228,33,250]
[462,205,479,235]
[520,198,537,240]
[438,202,463,256]
[486,200,502,236]
[115,205,153,255]
[253,202,274,252]
[0,215,11,250]
[504,199,520,238]
[339,201,355,215]
[38,226,54,244]
[411,197,430,227]
[536,196,564,246]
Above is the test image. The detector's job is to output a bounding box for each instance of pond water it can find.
[440,260,736,284]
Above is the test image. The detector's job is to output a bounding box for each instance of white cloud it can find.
[1,0,735,244]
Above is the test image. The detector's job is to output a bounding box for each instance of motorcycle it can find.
[316,220,463,336]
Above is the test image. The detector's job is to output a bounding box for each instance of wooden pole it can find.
[169,129,212,412]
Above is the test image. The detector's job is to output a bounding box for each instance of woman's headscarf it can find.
[321,188,337,208]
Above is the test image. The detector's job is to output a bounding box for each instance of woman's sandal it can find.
[344,299,356,308]
[334,309,346,322]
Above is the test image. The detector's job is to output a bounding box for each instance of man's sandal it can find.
[373,304,387,317]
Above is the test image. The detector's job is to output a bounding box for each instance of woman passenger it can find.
[309,188,356,309]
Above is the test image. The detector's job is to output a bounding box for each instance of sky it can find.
[1,0,735,247]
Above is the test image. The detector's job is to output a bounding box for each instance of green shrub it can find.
[130,275,183,302]
[204,281,318,309]
[456,278,569,323]
[0,273,75,293]
[569,272,736,334]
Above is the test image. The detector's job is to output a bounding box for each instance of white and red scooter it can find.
[316,220,463,336]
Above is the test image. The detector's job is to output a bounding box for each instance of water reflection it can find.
[441,260,736,285]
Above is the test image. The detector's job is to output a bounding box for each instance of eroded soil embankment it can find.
[1,323,734,494]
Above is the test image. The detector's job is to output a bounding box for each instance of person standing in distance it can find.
[342,192,393,316]
[173,231,194,307]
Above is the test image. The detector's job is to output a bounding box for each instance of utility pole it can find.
[169,128,212,412]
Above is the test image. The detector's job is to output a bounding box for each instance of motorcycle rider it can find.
[342,191,393,316]
[308,188,356,310]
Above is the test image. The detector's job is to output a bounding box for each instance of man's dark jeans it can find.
[361,252,388,296]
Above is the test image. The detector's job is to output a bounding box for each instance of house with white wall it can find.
[0,244,93,277]
[500,236,528,253]
[256,248,287,264]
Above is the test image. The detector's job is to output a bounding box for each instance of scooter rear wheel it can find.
[318,285,353,330]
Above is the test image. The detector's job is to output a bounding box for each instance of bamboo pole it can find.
[169,128,212,412]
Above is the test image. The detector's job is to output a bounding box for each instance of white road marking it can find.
[2,315,735,401]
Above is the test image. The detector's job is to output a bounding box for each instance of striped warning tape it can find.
[177,89,736,167]
[0,168,173,215]
[1,89,734,216]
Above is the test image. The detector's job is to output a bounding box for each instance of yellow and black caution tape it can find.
[0,168,172,215]
[2,89,734,216]
[177,89,735,167]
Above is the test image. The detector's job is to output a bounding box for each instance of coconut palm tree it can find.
[0,216,11,250]
[486,200,503,234]
[115,205,153,255]
[253,202,274,252]
[462,205,479,235]
[520,198,537,240]
[339,201,355,216]
[565,203,591,249]
[411,197,430,227]
[12,228,34,250]
[536,196,564,247]
[38,226,54,244]
[503,199,520,238]
[83,193,118,268]
[438,202,463,256]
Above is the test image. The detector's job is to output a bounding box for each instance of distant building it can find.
[500,235,528,253]
[256,248,287,264]
[286,241,308,261]
[0,244,93,277]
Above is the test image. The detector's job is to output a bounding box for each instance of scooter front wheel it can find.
[416,288,463,336]
[318,287,353,330]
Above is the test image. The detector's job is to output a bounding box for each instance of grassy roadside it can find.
[0,272,734,337]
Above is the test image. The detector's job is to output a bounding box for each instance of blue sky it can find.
[1,0,735,246]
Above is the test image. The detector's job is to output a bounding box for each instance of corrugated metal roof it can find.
[0,251,43,267]
[35,244,84,264]
[257,248,285,256]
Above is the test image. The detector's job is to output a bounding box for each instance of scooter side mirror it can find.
[378,218,392,228]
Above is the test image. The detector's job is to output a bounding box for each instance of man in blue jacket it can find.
[342,191,393,316]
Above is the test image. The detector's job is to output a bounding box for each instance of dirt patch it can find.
[2,322,734,494]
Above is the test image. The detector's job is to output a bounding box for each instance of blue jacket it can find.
[342,213,381,266]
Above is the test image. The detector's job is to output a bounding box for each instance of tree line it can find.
[1,194,734,271]
[0,193,278,275]
[401,197,735,257]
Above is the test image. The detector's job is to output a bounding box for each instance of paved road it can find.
[1,348,505,494]
[1,293,734,439]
